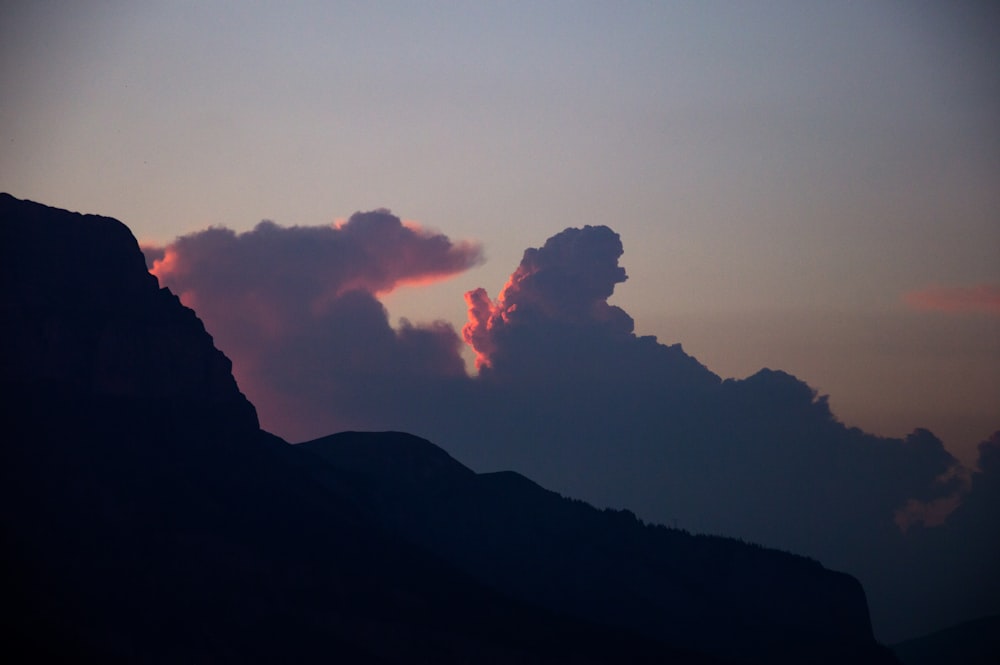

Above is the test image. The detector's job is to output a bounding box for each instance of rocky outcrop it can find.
[0,193,258,431]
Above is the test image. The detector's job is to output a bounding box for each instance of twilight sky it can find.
[2,1,998,464]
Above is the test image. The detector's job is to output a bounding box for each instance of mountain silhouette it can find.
[302,431,889,664]
[1,193,896,663]
[891,614,999,665]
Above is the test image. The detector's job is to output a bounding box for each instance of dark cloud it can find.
[861,431,1000,640]
[936,431,1000,568]
[148,218,996,642]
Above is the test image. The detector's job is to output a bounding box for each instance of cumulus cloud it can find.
[149,210,482,316]
[145,210,480,439]
[463,225,634,369]
[145,216,995,641]
[903,283,1000,315]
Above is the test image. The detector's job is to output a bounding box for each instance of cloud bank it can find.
[146,216,997,642]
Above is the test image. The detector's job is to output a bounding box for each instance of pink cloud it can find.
[461,225,633,370]
[903,283,1000,315]
[143,210,481,440]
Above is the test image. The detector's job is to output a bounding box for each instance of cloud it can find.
[145,210,480,439]
[448,230,960,556]
[442,227,984,641]
[145,217,995,641]
[450,229,996,641]
[893,465,968,532]
[462,225,635,370]
[869,431,1000,640]
[149,210,482,312]
[937,430,1000,554]
[903,283,1000,315]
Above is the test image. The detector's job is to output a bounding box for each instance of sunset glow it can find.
[903,284,1000,315]
[148,247,181,282]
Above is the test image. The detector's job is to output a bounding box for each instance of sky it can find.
[2,1,999,642]
[2,2,997,466]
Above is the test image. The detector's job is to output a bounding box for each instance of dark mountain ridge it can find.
[1,193,895,663]
[302,431,880,663]
[891,614,1000,665]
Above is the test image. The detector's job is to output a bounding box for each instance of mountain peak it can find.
[1,193,257,429]
[300,430,475,490]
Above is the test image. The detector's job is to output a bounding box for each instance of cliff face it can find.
[0,193,257,430]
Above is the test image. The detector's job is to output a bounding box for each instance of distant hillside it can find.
[302,430,893,664]
[1,193,896,663]
[891,615,999,665]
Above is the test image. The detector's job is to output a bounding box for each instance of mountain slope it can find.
[301,430,895,664]
[891,614,1000,665]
